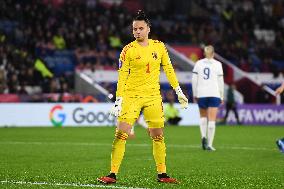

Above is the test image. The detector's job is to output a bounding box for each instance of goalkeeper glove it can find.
[110,97,123,117]
[175,86,188,109]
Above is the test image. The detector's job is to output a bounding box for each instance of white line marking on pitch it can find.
[0,180,150,189]
[0,141,275,151]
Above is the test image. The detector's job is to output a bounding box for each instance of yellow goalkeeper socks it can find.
[152,135,166,174]
[111,130,128,174]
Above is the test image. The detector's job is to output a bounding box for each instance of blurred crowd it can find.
[147,0,284,74]
[0,0,129,97]
[0,0,283,102]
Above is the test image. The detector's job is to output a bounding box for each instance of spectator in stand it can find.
[0,69,7,93]
[260,57,279,77]
[239,57,251,72]
[52,30,66,50]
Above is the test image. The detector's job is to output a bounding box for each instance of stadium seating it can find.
[0,0,283,103]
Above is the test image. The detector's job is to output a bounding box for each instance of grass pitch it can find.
[0,125,283,189]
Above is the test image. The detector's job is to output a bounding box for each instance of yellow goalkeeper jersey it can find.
[116,39,179,97]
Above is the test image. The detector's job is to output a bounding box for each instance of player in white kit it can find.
[192,45,224,151]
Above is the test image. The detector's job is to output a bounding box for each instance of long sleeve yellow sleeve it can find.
[116,45,131,97]
[161,43,179,89]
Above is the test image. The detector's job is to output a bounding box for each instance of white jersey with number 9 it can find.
[192,58,224,100]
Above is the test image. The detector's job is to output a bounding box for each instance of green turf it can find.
[0,126,284,189]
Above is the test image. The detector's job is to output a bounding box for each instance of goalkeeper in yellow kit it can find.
[97,10,188,184]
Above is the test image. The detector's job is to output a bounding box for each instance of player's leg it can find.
[129,124,135,139]
[110,122,132,174]
[207,107,218,151]
[97,121,131,184]
[148,128,166,175]
[232,104,241,124]
[144,97,177,183]
[223,103,231,123]
[199,108,208,150]
[206,97,221,151]
[197,98,208,150]
[98,97,141,184]
[149,128,177,183]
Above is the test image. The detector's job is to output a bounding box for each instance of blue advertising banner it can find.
[218,104,284,125]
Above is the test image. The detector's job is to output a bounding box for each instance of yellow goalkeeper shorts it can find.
[118,96,165,128]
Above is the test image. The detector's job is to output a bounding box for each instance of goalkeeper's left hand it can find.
[110,97,123,117]
[175,86,188,109]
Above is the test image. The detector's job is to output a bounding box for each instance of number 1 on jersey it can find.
[146,63,150,73]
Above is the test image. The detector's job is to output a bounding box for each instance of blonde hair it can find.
[204,45,214,59]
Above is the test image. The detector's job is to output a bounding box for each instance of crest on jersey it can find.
[118,59,123,69]
[152,52,158,60]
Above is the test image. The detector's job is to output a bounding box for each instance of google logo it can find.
[49,105,66,127]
